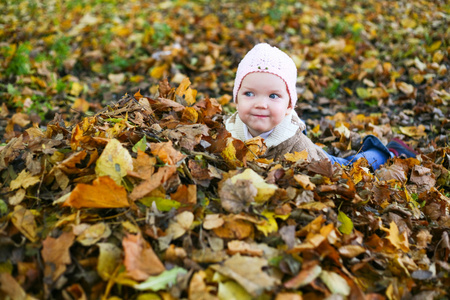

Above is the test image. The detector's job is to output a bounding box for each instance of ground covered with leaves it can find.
[0,0,449,299]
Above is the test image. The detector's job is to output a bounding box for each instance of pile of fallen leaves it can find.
[1,79,449,299]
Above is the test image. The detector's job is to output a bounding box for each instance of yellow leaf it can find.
[11,205,38,242]
[399,125,426,138]
[184,88,197,105]
[70,82,83,96]
[10,170,40,191]
[244,137,267,161]
[230,169,278,203]
[426,41,442,53]
[97,243,122,281]
[256,211,278,236]
[72,98,90,113]
[175,77,191,97]
[382,221,409,252]
[218,281,252,300]
[181,107,198,123]
[284,150,308,162]
[412,74,424,84]
[95,139,133,185]
[221,138,240,167]
[361,57,379,70]
[175,77,197,105]
[401,18,417,28]
[150,65,167,79]
[433,50,444,63]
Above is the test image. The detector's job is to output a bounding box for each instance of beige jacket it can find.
[225,111,328,161]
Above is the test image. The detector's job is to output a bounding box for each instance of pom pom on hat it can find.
[233,43,298,108]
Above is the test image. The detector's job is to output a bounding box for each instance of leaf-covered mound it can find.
[0,79,449,299]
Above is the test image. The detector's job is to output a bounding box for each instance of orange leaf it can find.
[150,140,185,165]
[170,184,197,205]
[213,216,254,240]
[123,233,165,281]
[134,89,143,100]
[128,150,156,180]
[63,176,129,209]
[70,124,84,150]
[129,165,177,201]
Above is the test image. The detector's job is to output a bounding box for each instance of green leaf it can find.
[338,211,353,235]
[133,135,147,153]
[0,200,7,215]
[134,266,187,291]
[356,87,370,99]
[139,197,181,211]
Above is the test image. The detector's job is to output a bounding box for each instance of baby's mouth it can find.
[252,114,269,118]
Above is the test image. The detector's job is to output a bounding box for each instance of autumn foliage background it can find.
[0,1,449,299]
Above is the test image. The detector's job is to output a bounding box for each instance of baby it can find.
[225,43,416,170]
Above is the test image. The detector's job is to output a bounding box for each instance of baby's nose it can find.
[255,99,269,108]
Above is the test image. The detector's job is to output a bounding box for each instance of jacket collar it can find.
[225,110,306,147]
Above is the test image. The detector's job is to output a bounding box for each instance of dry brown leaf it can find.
[211,254,279,296]
[128,150,156,180]
[11,205,38,242]
[123,233,165,281]
[219,178,256,213]
[129,165,177,201]
[41,231,75,281]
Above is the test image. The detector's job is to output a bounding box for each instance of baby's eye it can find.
[244,91,254,97]
[269,93,280,99]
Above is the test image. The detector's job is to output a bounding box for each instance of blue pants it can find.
[325,135,394,170]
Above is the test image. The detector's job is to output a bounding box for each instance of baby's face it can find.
[236,72,292,137]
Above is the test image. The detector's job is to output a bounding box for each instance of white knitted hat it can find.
[233,43,298,108]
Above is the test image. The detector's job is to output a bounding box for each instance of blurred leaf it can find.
[134,266,187,291]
